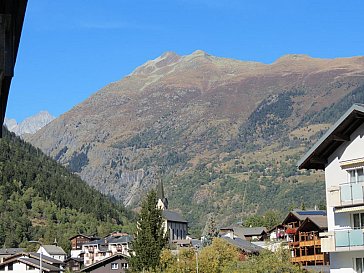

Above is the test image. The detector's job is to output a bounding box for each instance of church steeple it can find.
[156,180,168,210]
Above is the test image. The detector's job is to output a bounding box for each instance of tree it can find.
[199,238,240,273]
[131,190,167,271]
[202,214,219,246]
[240,247,306,273]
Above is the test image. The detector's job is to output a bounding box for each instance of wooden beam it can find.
[310,157,327,165]
[332,134,350,142]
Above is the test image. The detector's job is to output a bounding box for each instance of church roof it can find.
[162,210,188,223]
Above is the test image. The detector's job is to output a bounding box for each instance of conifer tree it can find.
[202,214,219,246]
[131,190,166,271]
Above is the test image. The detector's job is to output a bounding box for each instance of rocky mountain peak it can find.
[190,49,210,57]
[5,110,55,136]
[274,54,312,63]
[131,51,181,76]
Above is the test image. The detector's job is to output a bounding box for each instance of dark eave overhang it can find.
[298,104,364,170]
[0,0,27,137]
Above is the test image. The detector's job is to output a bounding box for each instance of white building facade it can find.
[299,104,364,273]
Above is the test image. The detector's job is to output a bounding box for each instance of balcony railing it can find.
[321,230,364,252]
[339,181,364,206]
[335,229,364,249]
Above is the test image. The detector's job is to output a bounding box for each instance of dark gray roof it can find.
[108,235,133,244]
[2,255,63,272]
[82,235,133,247]
[18,257,63,272]
[82,238,105,246]
[298,104,364,170]
[162,210,188,223]
[222,237,263,253]
[297,216,328,231]
[80,253,129,272]
[219,225,247,240]
[0,248,24,255]
[68,234,99,240]
[240,227,267,236]
[42,245,66,256]
[30,253,64,264]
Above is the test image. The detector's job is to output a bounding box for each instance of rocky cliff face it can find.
[26,51,364,228]
[5,111,55,136]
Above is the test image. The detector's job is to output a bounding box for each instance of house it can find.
[80,253,130,273]
[298,104,364,272]
[38,245,67,262]
[107,235,133,257]
[222,237,263,261]
[289,214,329,266]
[219,225,247,240]
[220,225,267,241]
[240,227,268,241]
[0,248,24,262]
[69,234,100,258]
[82,239,110,267]
[64,257,84,272]
[0,252,64,273]
[282,210,327,242]
[82,234,133,267]
[157,180,188,242]
[268,224,286,241]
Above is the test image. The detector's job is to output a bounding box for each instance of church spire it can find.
[157,179,165,200]
[156,180,168,210]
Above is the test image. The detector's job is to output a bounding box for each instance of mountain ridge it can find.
[5,110,55,136]
[25,51,364,231]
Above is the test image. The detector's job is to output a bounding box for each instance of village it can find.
[3,1,364,273]
[2,104,364,272]
[0,181,330,272]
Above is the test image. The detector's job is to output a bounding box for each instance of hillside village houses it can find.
[299,104,364,273]
[38,244,67,262]
[0,252,64,273]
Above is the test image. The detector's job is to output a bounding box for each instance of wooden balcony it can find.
[289,239,321,248]
[291,254,325,263]
[300,239,321,247]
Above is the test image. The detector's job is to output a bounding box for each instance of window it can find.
[353,213,364,229]
[0,265,4,271]
[111,263,119,270]
[356,258,364,273]
[8,263,13,271]
[121,263,128,268]
[348,168,364,183]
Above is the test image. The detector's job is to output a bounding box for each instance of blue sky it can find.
[7,0,364,121]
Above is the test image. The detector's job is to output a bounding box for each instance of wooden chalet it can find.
[290,217,329,266]
[282,210,329,266]
[69,234,100,251]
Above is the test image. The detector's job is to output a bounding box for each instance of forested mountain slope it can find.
[0,128,133,251]
[26,51,364,233]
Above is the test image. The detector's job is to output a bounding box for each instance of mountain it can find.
[4,111,55,136]
[26,51,364,233]
[0,128,133,251]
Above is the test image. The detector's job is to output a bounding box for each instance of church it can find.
[156,181,188,242]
